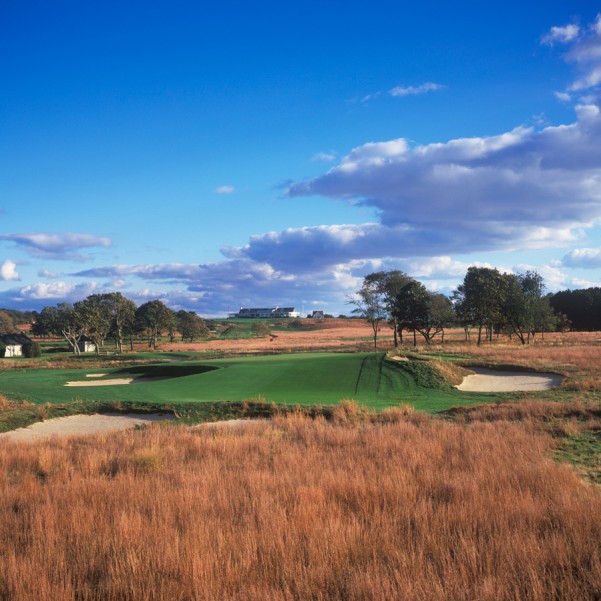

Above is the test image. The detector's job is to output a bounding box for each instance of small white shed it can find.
[0,333,33,357]
[69,335,97,353]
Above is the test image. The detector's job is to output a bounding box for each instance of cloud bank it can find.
[0,233,111,260]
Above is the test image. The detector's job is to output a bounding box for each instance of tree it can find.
[392,282,452,346]
[364,270,412,347]
[428,293,455,343]
[251,321,271,337]
[54,303,87,354]
[550,288,601,331]
[76,295,114,354]
[31,306,60,338]
[176,310,210,341]
[453,267,508,345]
[349,279,388,349]
[135,300,172,349]
[502,271,550,345]
[0,310,17,334]
[104,293,137,353]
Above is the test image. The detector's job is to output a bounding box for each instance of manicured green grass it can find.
[0,352,497,412]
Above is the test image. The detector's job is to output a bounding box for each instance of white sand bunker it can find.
[65,373,164,387]
[0,413,174,442]
[66,378,135,386]
[456,368,564,392]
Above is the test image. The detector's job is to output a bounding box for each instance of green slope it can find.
[0,352,496,411]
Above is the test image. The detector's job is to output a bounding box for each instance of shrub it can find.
[251,322,271,337]
[22,342,41,358]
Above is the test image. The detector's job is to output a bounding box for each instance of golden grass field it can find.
[1,321,601,599]
[1,413,600,600]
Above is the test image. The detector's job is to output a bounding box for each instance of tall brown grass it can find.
[0,416,600,600]
[436,340,601,391]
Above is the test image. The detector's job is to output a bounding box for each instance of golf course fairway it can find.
[0,352,494,411]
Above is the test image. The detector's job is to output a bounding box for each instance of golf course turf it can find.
[0,352,496,411]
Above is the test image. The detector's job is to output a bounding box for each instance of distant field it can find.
[0,352,495,411]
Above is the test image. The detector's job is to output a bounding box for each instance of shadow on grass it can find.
[111,364,220,379]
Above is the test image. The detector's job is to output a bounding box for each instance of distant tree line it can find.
[30,294,209,354]
[2,275,601,353]
[549,288,601,331]
[351,267,561,348]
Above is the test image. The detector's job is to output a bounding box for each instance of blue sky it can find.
[2,1,601,315]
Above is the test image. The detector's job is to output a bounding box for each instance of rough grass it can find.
[0,414,600,600]
[430,341,601,392]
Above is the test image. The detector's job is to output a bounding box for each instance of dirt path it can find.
[455,368,564,392]
[0,413,175,442]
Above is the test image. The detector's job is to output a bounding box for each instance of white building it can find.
[231,307,300,319]
[0,333,33,357]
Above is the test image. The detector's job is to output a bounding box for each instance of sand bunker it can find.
[0,413,174,442]
[66,378,135,386]
[65,373,167,387]
[456,368,564,392]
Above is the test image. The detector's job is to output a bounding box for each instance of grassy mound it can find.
[0,352,497,417]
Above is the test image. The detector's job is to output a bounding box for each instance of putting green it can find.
[0,352,495,411]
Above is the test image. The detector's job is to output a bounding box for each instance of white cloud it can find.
[562,246,601,268]
[389,82,445,97]
[216,185,235,194]
[0,232,111,260]
[545,16,601,93]
[38,269,60,279]
[285,104,601,260]
[400,256,493,279]
[0,260,19,281]
[542,23,580,45]
[19,281,97,301]
[555,91,572,103]
[312,151,337,162]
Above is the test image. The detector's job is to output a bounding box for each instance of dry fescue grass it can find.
[438,339,601,391]
[445,399,601,435]
[1,415,600,600]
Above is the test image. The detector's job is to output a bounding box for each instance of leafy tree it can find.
[54,303,87,354]
[364,270,412,347]
[392,282,452,346]
[135,300,172,348]
[176,310,209,341]
[31,306,60,337]
[0,310,17,334]
[453,267,509,345]
[349,278,388,349]
[428,293,455,343]
[550,288,601,331]
[502,271,551,344]
[75,295,115,354]
[251,321,271,337]
[103,293,137,353]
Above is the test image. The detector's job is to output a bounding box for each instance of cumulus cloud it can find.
[542,23,580,45]
[283,104,601,263]
[0,232,111,260]
[389,82,445,97]
[545,15,601,93]
[216,185,235,194]
[562,246,601,268]
[0,260,19,281]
